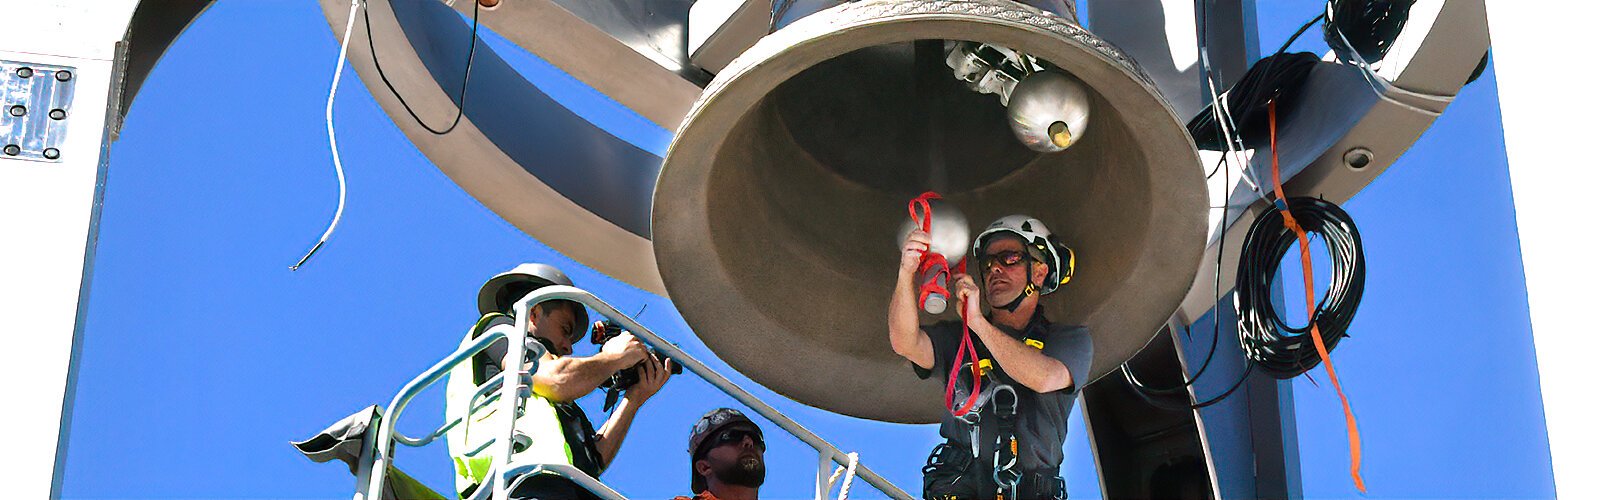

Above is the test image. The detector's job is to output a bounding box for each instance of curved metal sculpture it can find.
[310,0,679,294]
[654,0,1207,422]
[282,0,1487,422]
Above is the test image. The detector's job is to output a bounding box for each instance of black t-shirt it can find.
[913,313,1093,473]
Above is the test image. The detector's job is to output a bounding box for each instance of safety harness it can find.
[445,313,604,499]
[990,384,1021,499]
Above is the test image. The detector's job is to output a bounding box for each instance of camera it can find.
[590,319,682,410]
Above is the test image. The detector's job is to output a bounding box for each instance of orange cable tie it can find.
[1271,100,1365,493]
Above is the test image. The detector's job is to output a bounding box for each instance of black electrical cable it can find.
[1123,325,1217,395]
[1122,190,1227,397]
[1120,143,1228,399]
[1324,0,1415,63]
[1122,360,1255,411]
[1187,10,1323,151]
[1277,12,1327,57]
[1194,0,1245,155]
[1235,197,1365,378]
[361,0,481,135]
[1119,212,1251,410]
[1205,154,1226,179]
[1119,0,1245,409]
[1119,2,1290,410]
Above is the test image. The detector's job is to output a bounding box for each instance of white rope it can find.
[292,0,360,271]
[824,452,860,500]
[1196,19,1271,207]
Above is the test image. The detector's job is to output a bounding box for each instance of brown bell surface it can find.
[653,0,1208,423]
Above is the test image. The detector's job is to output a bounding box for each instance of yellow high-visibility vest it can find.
[444,313,577,498]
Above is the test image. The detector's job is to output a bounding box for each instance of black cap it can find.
[688,408,760,493]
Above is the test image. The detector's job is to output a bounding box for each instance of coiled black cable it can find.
[1324,0,1415,63]
[1186,9,1323,152]
[1235,197,1365,379]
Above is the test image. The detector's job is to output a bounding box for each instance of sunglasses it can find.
[979,250,1031,270]
[711,428,765,451]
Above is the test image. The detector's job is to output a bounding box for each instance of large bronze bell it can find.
[654,0,1208,423]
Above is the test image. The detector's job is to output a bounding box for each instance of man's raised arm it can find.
[890,230,935,370]
[531,333,647,402]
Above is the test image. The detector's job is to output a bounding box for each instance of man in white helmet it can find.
[889,216,1092,500]
[446,263,673,500]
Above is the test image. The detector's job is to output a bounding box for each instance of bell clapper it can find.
[945,41,1091,153]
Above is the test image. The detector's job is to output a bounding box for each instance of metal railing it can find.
[515,286,914,500]
[358,325,523,500]
[355,285,914,500]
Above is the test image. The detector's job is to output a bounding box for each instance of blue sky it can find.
[58,1,1551,499]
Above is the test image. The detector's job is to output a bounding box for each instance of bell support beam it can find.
[1175,0,1489,326]
[1080,3,1302,499]
[1487,0,1600,495]
[438,0,704,130]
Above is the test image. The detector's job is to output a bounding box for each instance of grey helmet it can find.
[971,215,1076,296]
[476,263,587,327]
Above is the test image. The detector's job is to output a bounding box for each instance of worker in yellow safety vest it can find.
[446,263,673,499]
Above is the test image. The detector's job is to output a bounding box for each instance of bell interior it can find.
[709,42,1152,373]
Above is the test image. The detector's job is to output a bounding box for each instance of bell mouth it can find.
[654,0,1206,423]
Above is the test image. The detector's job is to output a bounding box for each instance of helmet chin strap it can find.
[994,264,1037,314]
[997,283,1036,313]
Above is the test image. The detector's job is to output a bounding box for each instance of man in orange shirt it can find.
[674,408,766,500]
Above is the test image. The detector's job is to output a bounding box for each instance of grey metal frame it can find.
[353,284,913,500]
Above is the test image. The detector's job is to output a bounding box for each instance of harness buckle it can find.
[992,384,1018,416]
[987,384,1022,495]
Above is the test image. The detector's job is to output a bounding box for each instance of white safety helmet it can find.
[971,215,1076,296]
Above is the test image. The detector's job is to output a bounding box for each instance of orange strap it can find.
[1270,101,1366,493]
[908,192,984,417]
[909,191,939,233]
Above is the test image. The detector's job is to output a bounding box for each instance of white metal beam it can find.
[1486,1,1600,496]
[0,0,140,497]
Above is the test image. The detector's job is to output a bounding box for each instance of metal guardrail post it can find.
[353,410,381,500]
[494,302,547,500]
[362,327,512,500]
